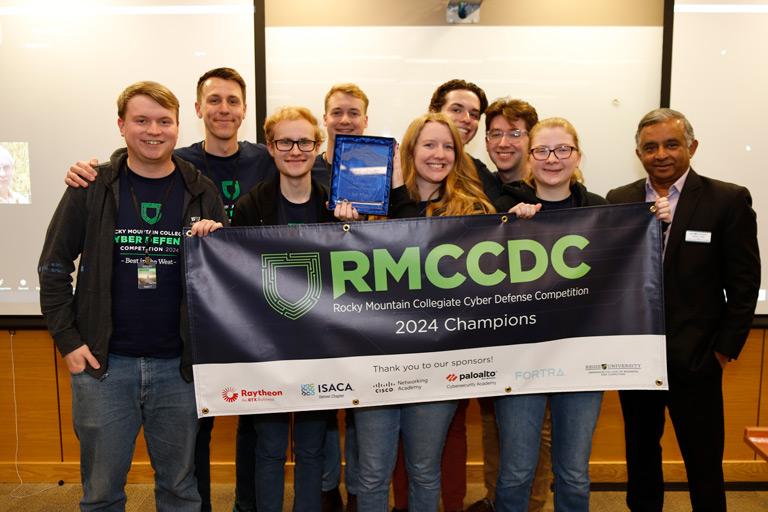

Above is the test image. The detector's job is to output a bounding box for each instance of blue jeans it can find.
[322,410,359,495]
[494,391,603,512]
[70,354,200,512]
[254,410,327,512]
[354,401,458,512]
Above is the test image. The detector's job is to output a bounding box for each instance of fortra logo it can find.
[222,387,239,403]
[262,253,322,320]
[446,374,458,382]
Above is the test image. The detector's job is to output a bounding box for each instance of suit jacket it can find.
[607,169,760,382]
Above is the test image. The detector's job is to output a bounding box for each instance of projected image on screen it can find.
[0,142,30,204]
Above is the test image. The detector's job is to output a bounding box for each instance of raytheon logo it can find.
[262,253,322,320]
[222,387,239,403]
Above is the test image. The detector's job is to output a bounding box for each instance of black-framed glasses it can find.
[272,139,318,152]
[486,129,528,143]
[530,145,577,160]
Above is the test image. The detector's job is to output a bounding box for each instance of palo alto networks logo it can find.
[446,374,458,382]
[262,253,322,320]
[222,180,241,200]
[301,383,316,396]
[141,202,163,225]
[222,387,239,403]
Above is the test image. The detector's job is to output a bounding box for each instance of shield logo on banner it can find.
[221,180,241,200]
[141,202,162,225]
[262,253,322,320]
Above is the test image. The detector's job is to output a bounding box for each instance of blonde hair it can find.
[524,117,584,188]
[400,113,493,216]
[324,83,369,113]
[264,106,326,145]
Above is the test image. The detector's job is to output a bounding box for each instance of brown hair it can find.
[117,81,179,121]
[484,98,538,132]
[196,67,246,104]
[428,79,488,115]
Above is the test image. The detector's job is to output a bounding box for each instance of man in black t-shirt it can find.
[39,81,227,510]
[64,67,275,512]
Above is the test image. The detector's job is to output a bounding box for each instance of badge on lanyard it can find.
[138,258,157,289]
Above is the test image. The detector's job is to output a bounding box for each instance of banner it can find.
[184,203,667,417]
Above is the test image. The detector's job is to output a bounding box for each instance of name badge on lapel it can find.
[685,230,711,243]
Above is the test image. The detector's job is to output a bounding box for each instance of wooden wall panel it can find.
[0,331,62,468]
[2,329,767,483]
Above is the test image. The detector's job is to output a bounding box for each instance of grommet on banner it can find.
[186,230,193,237]
[352,399,360,406]
[655,380,663,386]
[343,224,351,232]
[505,386,512,393]
[501,215,508,223]
[650,205,657,213]
[202,408,210,415]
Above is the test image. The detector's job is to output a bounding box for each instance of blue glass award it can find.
[328,134,395,215]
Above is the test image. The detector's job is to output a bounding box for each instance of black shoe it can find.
[322,486,344,512]
[465,497,494,512]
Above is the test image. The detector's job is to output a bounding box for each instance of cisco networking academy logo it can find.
[262,253,322,320]
[222,387,239,402]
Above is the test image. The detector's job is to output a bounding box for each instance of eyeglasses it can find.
[272,139,318,152]
[486,129,528,143]
[530,145,577,160]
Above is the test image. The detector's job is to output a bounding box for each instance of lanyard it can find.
[279,190,312,225]
[201,141,240,213]
[123,164,177,264]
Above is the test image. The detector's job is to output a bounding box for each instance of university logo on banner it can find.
[262,252,322,320]
[141,202,162,224]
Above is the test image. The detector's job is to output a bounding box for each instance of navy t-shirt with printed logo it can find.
[174,141,277,222]
[110,166,185,358]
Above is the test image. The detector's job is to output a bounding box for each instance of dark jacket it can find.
[38,148,227,382]
[232,173,417,226]
[607,170,760,381]
[494,180,608,212]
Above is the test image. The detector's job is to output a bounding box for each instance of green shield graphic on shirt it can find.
[141,202,162,225]
[262,253,322,320]
[222,180,241,200]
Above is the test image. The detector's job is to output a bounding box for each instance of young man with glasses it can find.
[192,105,410,511]
[484,98,539,186]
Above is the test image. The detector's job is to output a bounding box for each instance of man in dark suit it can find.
[607,108,760,511]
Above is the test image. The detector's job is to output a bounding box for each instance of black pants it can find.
[619,361,726,512]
